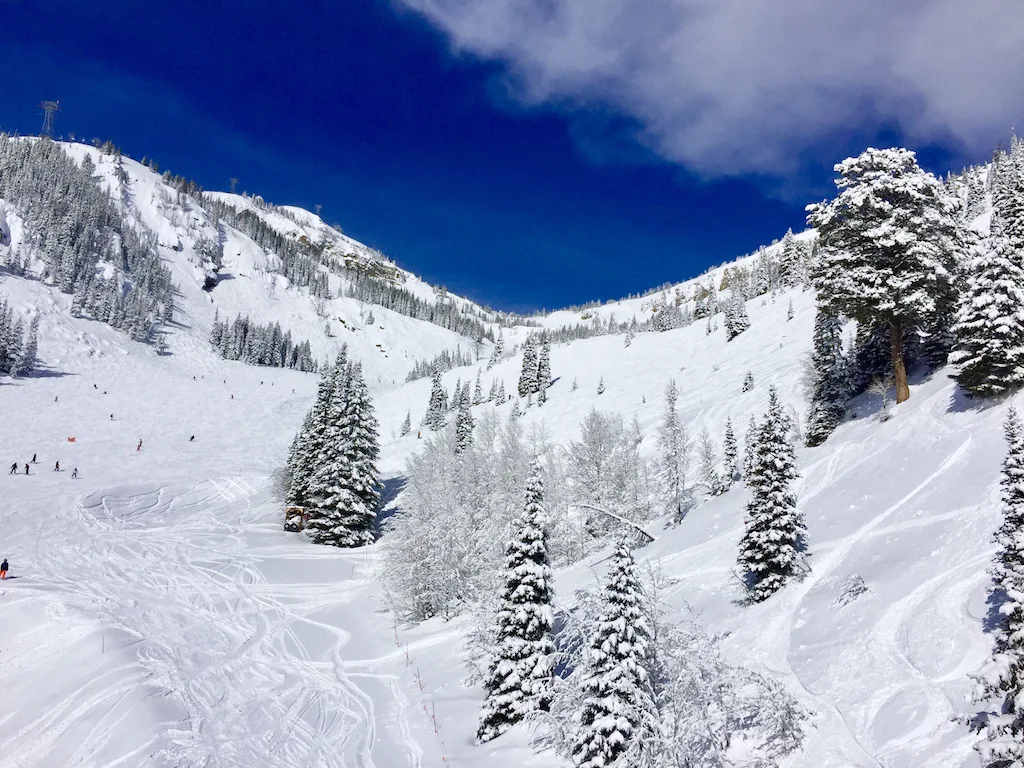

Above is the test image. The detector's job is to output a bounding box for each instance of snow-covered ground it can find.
[0,141,1009,767]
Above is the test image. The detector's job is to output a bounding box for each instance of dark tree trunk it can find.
[890,320,910,403]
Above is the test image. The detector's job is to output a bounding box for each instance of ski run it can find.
[3,136,1024,767]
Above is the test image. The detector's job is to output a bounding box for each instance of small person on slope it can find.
[0,559,7,580]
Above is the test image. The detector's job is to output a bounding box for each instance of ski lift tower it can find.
[39,100,60,137]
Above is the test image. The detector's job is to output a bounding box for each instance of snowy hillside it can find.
[0,137,1017,767]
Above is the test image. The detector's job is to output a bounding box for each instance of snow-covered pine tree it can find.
[518,335,539,397]
[725,296,750,341]
[497,381,506,402]
[473,370,484,405]
[573,538,656,767]
[624,327,635,347]
[488,330,505,370]
[305,362,380,548]
[597,376,605,395]
[476,460,556,743]
[455,395,475,454]
[571,377,578,392]
[288,348,346,508]
[950,213,1024,398]
[742,370,755,392]
[805,308,850,446]
[400,410,412,437]
[967,407,1024,764]
[737,387,805,602]
[723,416,740,482]
[809,147,967,403]
[994,136,1024,264]
[537,335,551,395]
[11,315,39,376]
[488,378,498,401]
[778,228,802,287]
[787,299,795,321]
[424,367,448,431]
[743,414,758,479]
[656,379,691,520]
[697,427,724,496]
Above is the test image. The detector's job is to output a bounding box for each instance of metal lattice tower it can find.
[39,100,60,137]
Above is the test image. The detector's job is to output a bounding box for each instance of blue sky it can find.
[1,1,1019,312]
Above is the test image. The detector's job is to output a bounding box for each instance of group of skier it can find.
[8,455,76,478]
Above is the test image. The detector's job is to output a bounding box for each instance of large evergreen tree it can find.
[424,367,448,431]
[805,308,849,446]
[573,538,656,767]
[537,335,551,404]
[518,335,539,397]
[655,379,691,519]
[287,349,346,509]
[476,460,556,743]
[950,213,1024,398]
[738,387,805,602]
[304,361,380,547]
[968,407,1024,764]
[994,136,1024,263]
[723,416,740,482]
[809,147,967,403]
[724,296,750,341]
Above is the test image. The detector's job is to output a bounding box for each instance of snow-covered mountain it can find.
[0,137,1011,767]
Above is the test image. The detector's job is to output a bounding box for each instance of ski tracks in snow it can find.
[6,478,421,767]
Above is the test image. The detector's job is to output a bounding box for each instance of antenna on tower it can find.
[39,100,60,137]
[229,177,239,194]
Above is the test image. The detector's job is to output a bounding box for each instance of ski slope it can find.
[0,140,1011,767]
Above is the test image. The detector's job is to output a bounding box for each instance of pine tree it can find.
[518,335,539,397]
[743,414,758,478]
[968,407,1024,764]
[656,379,691,519]
[809,147,967,404]
[455,396,475,454]
[724,296,750,341]
[537,335,551,393]
[742,370,754,392]
[488,378,498,401]
[473,370,484,405]
[723,416,739,482]
[497,381,506,402]
[624,327,635,347]
[571,377,578,392]
[11,315,39,376]
[573,538,656,767]
[288,349,346,508]
[994,136,1024,263]
[488,330,505,370]
[737,387,805,602]
[787,299,795,321]
[476,461,556,743]
[697,427,724,495]
[805,308,849,446]
[597,376,605,395]
[400,410,412,437]
[305,363,380,548]
[424,367,448,431]
[950,213,1024,398]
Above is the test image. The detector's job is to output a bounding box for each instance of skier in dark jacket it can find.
[24,463,29,475]
[9,462,17,475]
[0,559,7,579]
[31,453,36,464]
[54,461,60,472]
[71,468,78,479]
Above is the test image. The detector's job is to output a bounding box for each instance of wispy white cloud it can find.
[398,0,1024,180]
